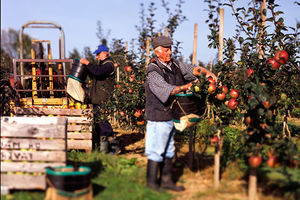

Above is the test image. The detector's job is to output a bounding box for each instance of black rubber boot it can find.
[146,160,160,190]
[160,158,185,191]
[99,136,109,153]
[109,138,119,155]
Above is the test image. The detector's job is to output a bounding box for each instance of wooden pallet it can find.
[13,107,93,152]
[1,116,67,190]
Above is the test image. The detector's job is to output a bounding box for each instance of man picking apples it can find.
[80,44,118,154]
[145,36,216,191]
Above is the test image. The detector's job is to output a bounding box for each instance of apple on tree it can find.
[119,111,125,117]
[208,83,216,94]
[247,68,254,77]
[210,135,219,145]
[229,89,239,98]
[227,98,238,110]
[274,50,288,65]
[125,66,132,72]
[137,120,145,126]
[266,58,280,69]
[208,76,216,84]
[216,92,226,101]
[262,100,271,109]
[249,155,262,168]
[219,85,228,94]
[129,77,134,82]
[267,156,279,168]
[134,109,143,118]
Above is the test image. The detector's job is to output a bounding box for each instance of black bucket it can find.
[45,165,91,192]
[171,93,206,121]
[69,58,87,82]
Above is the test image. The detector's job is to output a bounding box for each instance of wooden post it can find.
[214,129,221,189]
[192,23,198,65]
[209,57,213,71]
[214,8,224,190]
[259,0,266,59]
[248,168,257,200]
[218,8,224,61]
[145,37,150,67]
[164,27,168,37]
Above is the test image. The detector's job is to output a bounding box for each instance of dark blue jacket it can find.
[87,57,115,105]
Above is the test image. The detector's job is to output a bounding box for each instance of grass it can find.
[1,150,172,200]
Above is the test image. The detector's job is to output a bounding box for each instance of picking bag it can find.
[171,93,206,131]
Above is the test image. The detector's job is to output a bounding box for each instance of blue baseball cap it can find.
[93,44,109,54]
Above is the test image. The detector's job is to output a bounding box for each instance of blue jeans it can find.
[145,120,175,162]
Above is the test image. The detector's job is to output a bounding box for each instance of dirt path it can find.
[115,130,251,200]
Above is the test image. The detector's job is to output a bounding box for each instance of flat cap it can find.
[152,36,173,49]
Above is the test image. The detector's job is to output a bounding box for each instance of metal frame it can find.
[19,21,66,86]
[12,58,72,93]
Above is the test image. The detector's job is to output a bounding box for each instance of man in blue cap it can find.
[80,44,118,154]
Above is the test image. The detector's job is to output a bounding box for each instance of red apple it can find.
[125,66,132,72]
[219,85,228,94]
[260,123,267,130]
[248,95,252,102]
[129,89,133,93]
[230,89,239,98]
[216,92,226,101]
[266,58,280,69]
[208,76,216,84]
[119,111,125,117]
[134,109,142,118]
[137,120,145,126]
[210,135,219,144]
[227,98,238,110]
[208,83,216,94]
[245,116,252,126]
[274,50,288,65]
[247,68,254,77]
[248,130,255,135]
[262,100,271,109]
[267,156,279,168]
[249,156,262,168]
[129,77,134,82]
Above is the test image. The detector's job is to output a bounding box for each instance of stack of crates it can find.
[13,105,93,152]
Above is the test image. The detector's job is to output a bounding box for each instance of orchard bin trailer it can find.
[12,20,72,106]
[10,21,93,152]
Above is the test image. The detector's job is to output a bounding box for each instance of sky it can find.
[1,0,299,64]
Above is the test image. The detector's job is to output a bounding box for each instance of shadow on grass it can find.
[92,183,106,197]
[257,166,300,200]
[116,131,145,154]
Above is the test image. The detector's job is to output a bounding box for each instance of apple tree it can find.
[204,0,299,168]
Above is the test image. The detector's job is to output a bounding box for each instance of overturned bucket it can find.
[45,165,93,200]
[69,58,88,83]
[66,58,87,102]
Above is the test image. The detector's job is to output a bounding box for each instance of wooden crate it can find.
[1,116,67,190]
[13,107,93,152]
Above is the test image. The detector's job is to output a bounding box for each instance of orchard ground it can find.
[1,116,299,200]
[115,116,300,200]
